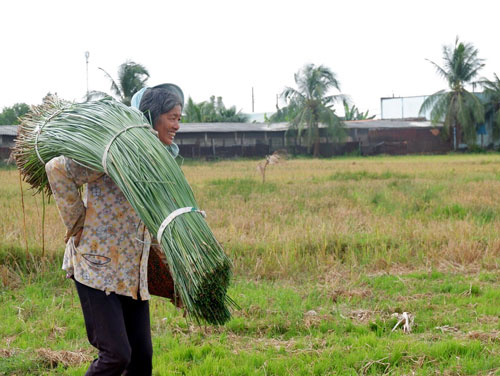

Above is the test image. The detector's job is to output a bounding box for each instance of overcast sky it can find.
[1,0,499,118]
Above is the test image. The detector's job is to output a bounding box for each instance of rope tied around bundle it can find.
[101,124,151,174]
[157,207,207,244]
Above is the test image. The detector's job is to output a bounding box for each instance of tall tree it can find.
[88,60,150,105]
[342,100,375,121]
[183,97,204,122]
[0,103,30,125]
[182,96,247,123]
[480,73,500,141]
[419,38,485,149]
[266,100,301,123]
[281,64,345,156]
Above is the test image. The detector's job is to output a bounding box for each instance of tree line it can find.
[0,103,30,125]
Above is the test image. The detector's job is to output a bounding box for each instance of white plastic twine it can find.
[101,124,150,174]
[157,207,206,244]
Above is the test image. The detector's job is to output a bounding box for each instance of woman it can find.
[45,84,183,375]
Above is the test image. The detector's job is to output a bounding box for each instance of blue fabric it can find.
[131,88,148,109]
[166,143,179,158]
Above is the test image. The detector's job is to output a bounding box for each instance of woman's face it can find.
[155,104,182,145]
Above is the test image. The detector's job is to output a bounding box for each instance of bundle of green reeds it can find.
[14,96,235,324]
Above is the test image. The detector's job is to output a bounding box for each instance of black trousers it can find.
[74,280,153,376]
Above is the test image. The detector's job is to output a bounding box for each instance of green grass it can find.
[206,178,278,201]
[326,170,412,181]
[1,257,499,375]
[1,154,500,374]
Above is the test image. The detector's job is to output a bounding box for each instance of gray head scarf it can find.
[130,84,184,158]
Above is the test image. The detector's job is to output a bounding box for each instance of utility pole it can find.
[85,51,90,98]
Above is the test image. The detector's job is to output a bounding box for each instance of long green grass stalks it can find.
[13,97,234,324]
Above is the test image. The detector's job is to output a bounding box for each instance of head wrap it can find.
[131,87,148,109]
[130,84,184,110]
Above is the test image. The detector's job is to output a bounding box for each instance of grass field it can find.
[1,154,499,375]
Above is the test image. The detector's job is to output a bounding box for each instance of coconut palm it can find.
[183,96,247,123]
[282,64,345,157]
[419,38,485,149]
[479,73,500,141]
[342,99,376,121]
[88,61,150,106]
[183,97,204,122]
[267,103,300,123]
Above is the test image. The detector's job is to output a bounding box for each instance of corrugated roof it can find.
[178,122,289,133]
[0,120,436,137]
[0,125,17,136]
[178,119,435,133]
[344,119,434,129]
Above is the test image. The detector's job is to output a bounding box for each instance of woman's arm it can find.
[45,156,103,243]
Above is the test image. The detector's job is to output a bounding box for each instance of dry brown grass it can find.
[2,154,499,279]
[0,170,63,253]
[467,330,500,343]
[36,348,92,367]
[0,264,21,288]
[195,156,500,276]
[0,346,92,368]
[0,348,15,358]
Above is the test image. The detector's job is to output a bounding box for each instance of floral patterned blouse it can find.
[46,156,151,300]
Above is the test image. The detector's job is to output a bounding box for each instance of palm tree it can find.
[183,97,204,122]
[282,64,345,157]
[214,96,248,122]
[419,38,485,149]
[88,60,150,105]
[182,96,247,123]
[267,103,300,123]
[479,73,500,141]
[342,99,376,121]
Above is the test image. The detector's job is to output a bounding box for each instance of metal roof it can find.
[178,122,289,133]
[0,120,436,137]
[0,125,17,136]
[344,119,434,129]
[178,119,435,133]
